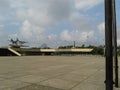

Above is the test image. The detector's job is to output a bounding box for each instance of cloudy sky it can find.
[0,0,120,48]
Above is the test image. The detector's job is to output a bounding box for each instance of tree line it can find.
[58,45,120,56]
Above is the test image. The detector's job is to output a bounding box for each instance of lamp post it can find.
[105,0,113,90]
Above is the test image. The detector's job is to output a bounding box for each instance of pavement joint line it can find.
[16,83,65,90]
[8,79,32,84]
[68,68,104,90]
[0,80,30,90]
[2,83,32,90]
[0,74,32,80]
[0,56,119,90]
[12,69,79,86]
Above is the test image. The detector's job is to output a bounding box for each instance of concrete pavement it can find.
[0,56,119,90]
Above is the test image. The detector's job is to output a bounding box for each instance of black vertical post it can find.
[112,0,119,87]
[105,0,113,90]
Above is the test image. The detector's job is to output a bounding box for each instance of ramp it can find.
[8,48,21,56]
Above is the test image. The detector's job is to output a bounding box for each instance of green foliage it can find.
[58,45,104,55]
[81,44,85,48]
[58,45,73,49]
[92,47,104,55]
[118,50,120,56]
[118,46,120,56]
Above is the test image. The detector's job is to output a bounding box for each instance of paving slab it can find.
[0,56,119,90]
[55,73,87,82]
[39,78,78,90]
[0,71,29,79]
[14,75,48,83]
[71,82,105,90]
[0,77,4,81]
[16,84,63,90]
[0,80,29,90]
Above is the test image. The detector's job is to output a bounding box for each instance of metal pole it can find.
[112,0,119,87]
[105,0,113,90]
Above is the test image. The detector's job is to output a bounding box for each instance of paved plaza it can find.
[0,56,120,90]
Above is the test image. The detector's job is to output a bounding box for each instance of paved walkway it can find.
[0,56,119,90]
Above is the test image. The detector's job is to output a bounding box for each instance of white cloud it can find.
[47,34,57,41]
[8,34,18,40]
[20,20,32,39]
[60,29,95,44]
[0,31,8,46]
[117,25,120,45]
[47,0,74,22]
[118,40,120,45]
[75,0,103,10]
[117,25,120,37]
[69,12,93,31]
[20,20,44,41]
[15,0,74,44]
[16,0,73,25]
[98,22,105,33]
[10,0,26,8]
[61,30,71,41]
[0,0,105,47]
